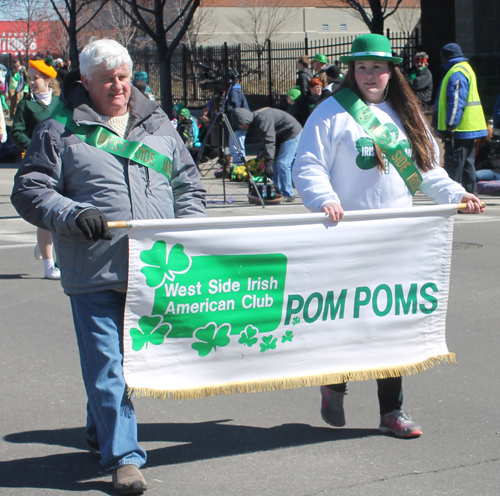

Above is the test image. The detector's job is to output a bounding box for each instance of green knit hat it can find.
[339,34,402,64]
[287,87,301,102]
[179,107,191,119]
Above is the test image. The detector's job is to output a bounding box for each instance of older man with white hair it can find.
[54,57,67,84]
[12,39,206,494]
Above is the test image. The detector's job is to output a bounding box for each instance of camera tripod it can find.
[196,86,266,207]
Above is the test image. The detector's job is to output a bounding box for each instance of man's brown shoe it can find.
[112,465,147,494]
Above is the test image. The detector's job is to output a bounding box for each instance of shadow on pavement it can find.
[0,450,110,492]
[3,421,378,491]
[140,420,379,467]
[0,274,31,279]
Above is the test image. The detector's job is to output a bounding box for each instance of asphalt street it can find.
[1,162,499,495]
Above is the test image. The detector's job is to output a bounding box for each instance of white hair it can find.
[79,39,133,79]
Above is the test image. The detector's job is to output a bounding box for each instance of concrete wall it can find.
[196,7,421,46]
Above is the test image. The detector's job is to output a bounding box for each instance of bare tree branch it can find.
[48,0,110,68]
[333,0,405,33]
[76,1,108,32]
[113,0,201,113]
[48,0,70,29]
[93,1,138,47]
[229,0,298,47]
[393,0,420,32]
[166,0,199,56]
[118,0,159,42]
[164,0,195,36]
[119,0,156,17]
[181,3,215,49]
[47,20,70,56]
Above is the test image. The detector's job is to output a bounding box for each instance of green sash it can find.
[333,88,422,195]
[50,103,173,181]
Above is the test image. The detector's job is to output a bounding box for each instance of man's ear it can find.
[81,74,90,91]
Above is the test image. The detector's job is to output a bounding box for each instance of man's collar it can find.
[443,57,467,71]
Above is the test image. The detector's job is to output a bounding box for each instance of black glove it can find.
[75,207,113,241]
[443,130,454,151]
[264,160,274,179]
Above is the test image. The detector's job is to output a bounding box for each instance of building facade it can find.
[196,0,421,45]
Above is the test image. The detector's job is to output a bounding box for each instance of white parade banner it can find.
[123,206,457,399]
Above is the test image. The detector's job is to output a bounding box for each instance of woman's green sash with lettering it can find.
[333,88,422,195]
[50,103,173,181]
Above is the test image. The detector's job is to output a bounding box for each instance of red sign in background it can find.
[0,21,60,56]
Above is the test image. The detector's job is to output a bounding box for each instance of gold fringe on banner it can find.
[129,353,456,400]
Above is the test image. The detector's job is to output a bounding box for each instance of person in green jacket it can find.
[11,59,61,280]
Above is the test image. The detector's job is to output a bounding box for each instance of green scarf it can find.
[50,103,173,181]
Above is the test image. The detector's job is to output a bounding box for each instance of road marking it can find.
[0,243,36,250]
[454,216,500,224]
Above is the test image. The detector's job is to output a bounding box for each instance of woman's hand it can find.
[459,193,484,214]
[322,202,344,222]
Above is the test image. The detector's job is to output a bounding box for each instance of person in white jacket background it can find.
[292,33,483,439]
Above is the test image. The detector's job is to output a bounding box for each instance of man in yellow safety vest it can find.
[432,43,487,194]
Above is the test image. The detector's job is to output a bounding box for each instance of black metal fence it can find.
[131,29,420,111]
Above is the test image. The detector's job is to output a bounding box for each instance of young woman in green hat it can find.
[293,33,483,438]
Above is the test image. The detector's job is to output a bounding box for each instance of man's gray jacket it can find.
[232,108,302,162]
[11,75,206,294]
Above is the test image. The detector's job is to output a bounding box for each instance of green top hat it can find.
[313,54,328,64]
[339,34,403,64]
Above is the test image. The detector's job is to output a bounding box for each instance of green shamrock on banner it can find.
[260,335,278,353]
[140,241,191,286]
[239,325,259,347]
[192,323,231,357]
[130,315,172,351]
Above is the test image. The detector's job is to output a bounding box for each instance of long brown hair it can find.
[49,77,61,96]
[337,61,435,172]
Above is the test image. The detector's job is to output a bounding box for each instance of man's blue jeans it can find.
[273,132,301,198]
[70,290,147,471]
[229,129,247,164]
[476,169,500,181]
